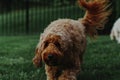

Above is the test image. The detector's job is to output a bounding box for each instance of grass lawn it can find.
[0,35,120,80]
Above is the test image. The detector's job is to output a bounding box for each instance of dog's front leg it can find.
[45,65,59,80]
[58,69,80,80]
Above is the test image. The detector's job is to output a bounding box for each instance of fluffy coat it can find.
[33,0,111,80]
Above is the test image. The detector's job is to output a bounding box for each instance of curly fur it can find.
[33,0,111,80]
[78,0,111,37]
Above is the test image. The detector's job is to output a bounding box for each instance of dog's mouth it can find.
[43,54,60,66]
[45,59,58,66]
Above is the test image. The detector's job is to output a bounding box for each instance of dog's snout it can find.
[48,54,54,60]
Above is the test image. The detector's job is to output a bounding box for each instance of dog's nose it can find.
[48,54,54,60]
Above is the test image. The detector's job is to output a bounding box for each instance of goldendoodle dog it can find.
[33,0,111,80]
[110,18,120,44]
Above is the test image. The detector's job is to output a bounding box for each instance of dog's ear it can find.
[33,34,44,67]
[32,45,43,67]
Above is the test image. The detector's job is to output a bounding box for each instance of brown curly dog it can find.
[33,0,111,80]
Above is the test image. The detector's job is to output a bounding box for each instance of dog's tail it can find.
[78,0,112,37]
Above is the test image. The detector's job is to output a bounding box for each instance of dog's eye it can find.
[54,42,61,48]
[44,41,49,48]
[81,40,84,44]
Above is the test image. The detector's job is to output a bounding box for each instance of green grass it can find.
[0,35,120,80]
[0,6,84,35]
[0,35,46,80]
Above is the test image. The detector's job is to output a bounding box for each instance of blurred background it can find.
[0,0,120,80]
[0,0,118,35]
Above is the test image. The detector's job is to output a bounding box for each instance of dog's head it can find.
[33,34,64,67]
[41,34,63,66]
